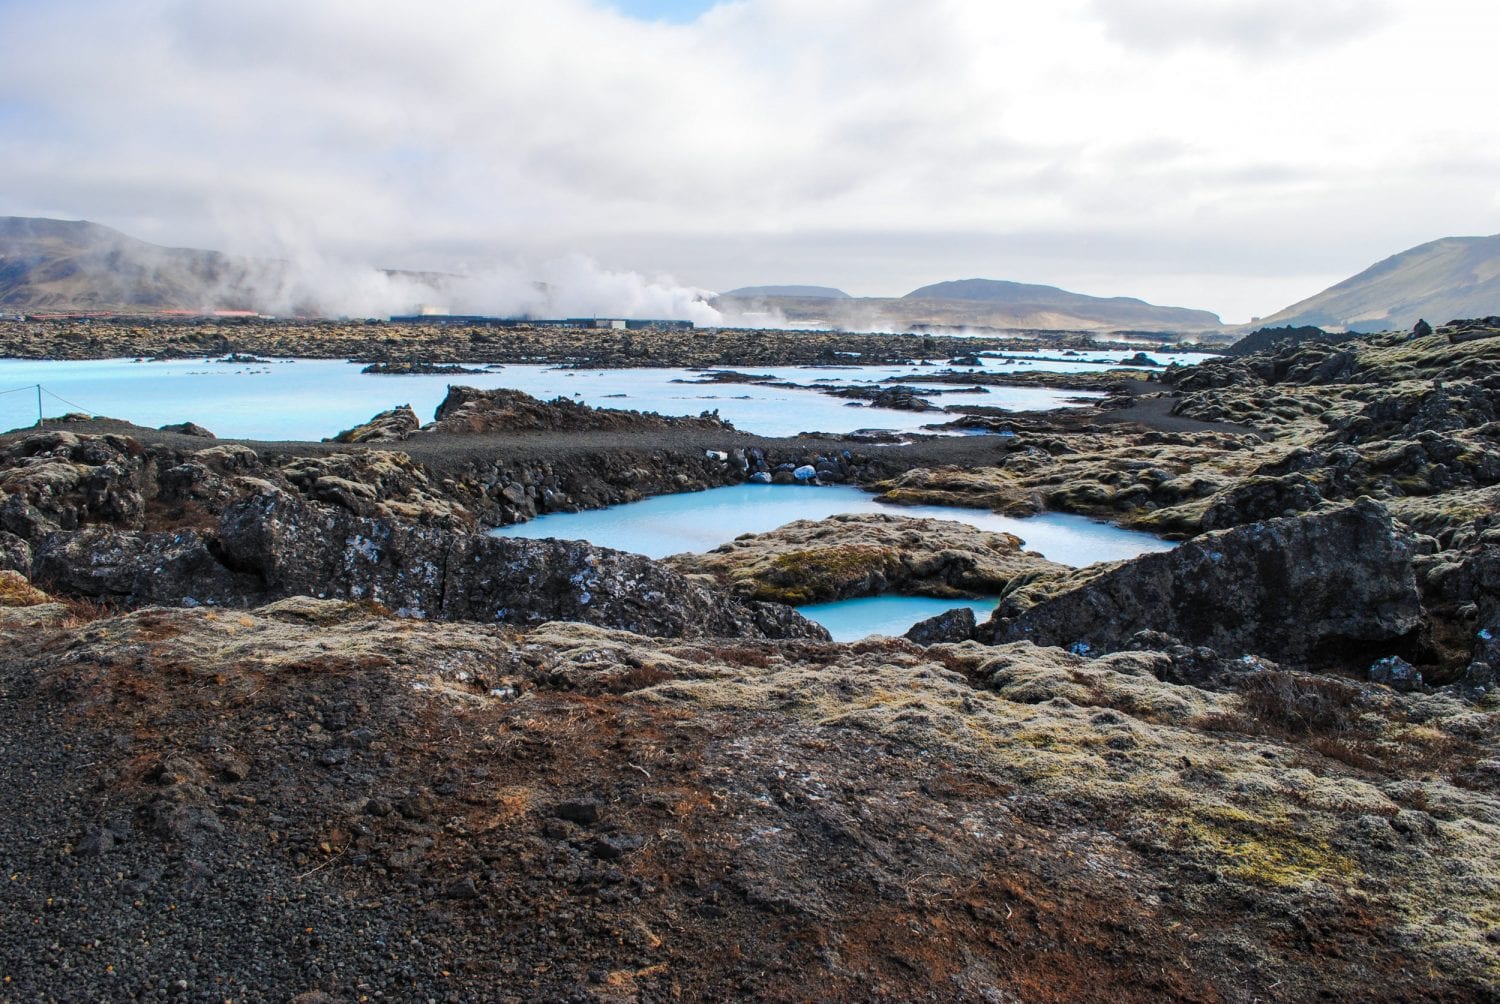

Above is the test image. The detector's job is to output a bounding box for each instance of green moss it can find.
[1178,803,1357,889]
[755,546,900,604]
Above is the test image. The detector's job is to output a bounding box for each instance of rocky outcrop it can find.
[0,430,155,532]
[424,386,732,436]
[328,404,421,444]
[1409,514,1500,683]
[666,512,1066,605]
[903,605,977,644]
[33,526,241,604]
[278,450,475,528]
[0,424,904,552]
[0,530,32,576]
[360,361,485,375]
[1198,473,1325,531]
[872,430,1270,533]
[157,421,215,438]
[443,443,886,524]
[985,499,1422,666]
[831,385,940,411]
[31,481,827,640]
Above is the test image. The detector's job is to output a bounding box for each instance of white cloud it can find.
[1085,0,1392,55]
[0,0,1497,322]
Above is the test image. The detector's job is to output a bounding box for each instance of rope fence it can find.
[0,384,97,428]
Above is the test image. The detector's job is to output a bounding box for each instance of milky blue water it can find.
[933,349,1207,375]
[0,357,1088,440]
[796,595,999,642]
[491,483,1172,567]
[491,484,1172,640]
[0,349,1203,440]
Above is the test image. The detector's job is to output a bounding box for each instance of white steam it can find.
[203,250,724,324]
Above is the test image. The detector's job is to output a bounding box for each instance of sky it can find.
[1,0,1498,322]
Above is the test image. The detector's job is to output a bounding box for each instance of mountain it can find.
[720,285,850,299]
[711,277,1222,334]
[901,278,1223,331]
[1255,234,1500,332]
[906,278,1097,304]
[0,216,448,316]
[0,217,288,313]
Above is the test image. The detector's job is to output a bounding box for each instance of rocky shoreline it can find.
[0,321,1497,1001]
[0,317,1199,367]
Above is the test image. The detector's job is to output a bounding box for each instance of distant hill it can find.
[906,278,1090,304]
[720,285,850,299]
[711,276,1223,334]
[1255,234,1500,332]
[901,278,1223,331]
[0,216,448,316]
[0,217,285,313]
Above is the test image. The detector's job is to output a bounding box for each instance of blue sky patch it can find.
[608,0,720,24]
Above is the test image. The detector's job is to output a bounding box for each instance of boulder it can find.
[0,531,32,576]
[1199,473,1324,531]
[1368,655,1422,691]
[328,405,421,444]
[33,527,242,604]
[904,606,977,645]
[0,431,167,533]
[984,498,1422,667]
[158,422,216,438]
[444,535,828,639]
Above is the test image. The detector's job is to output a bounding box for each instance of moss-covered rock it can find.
[665,512,1067,605]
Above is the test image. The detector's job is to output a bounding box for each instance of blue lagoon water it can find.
[796,596,1000,642]
[491,484,1175,640]
[491,484,1172,567]
[0,357,1108,440]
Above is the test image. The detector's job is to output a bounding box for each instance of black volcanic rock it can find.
[425,386,732,435]
[33,527,241,603]
[209,483,826,639]
[983,499,1421,666]
[1199,474,1325,531]
[904,606,977,645]
[1223,325,1346,358]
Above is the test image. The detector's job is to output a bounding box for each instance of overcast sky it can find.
[2,0,1497,321]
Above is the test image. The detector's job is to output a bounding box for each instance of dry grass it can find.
[60,594,118,627]
[1227,671,1368,737]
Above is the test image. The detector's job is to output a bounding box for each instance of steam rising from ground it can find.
[222,252,725,324]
